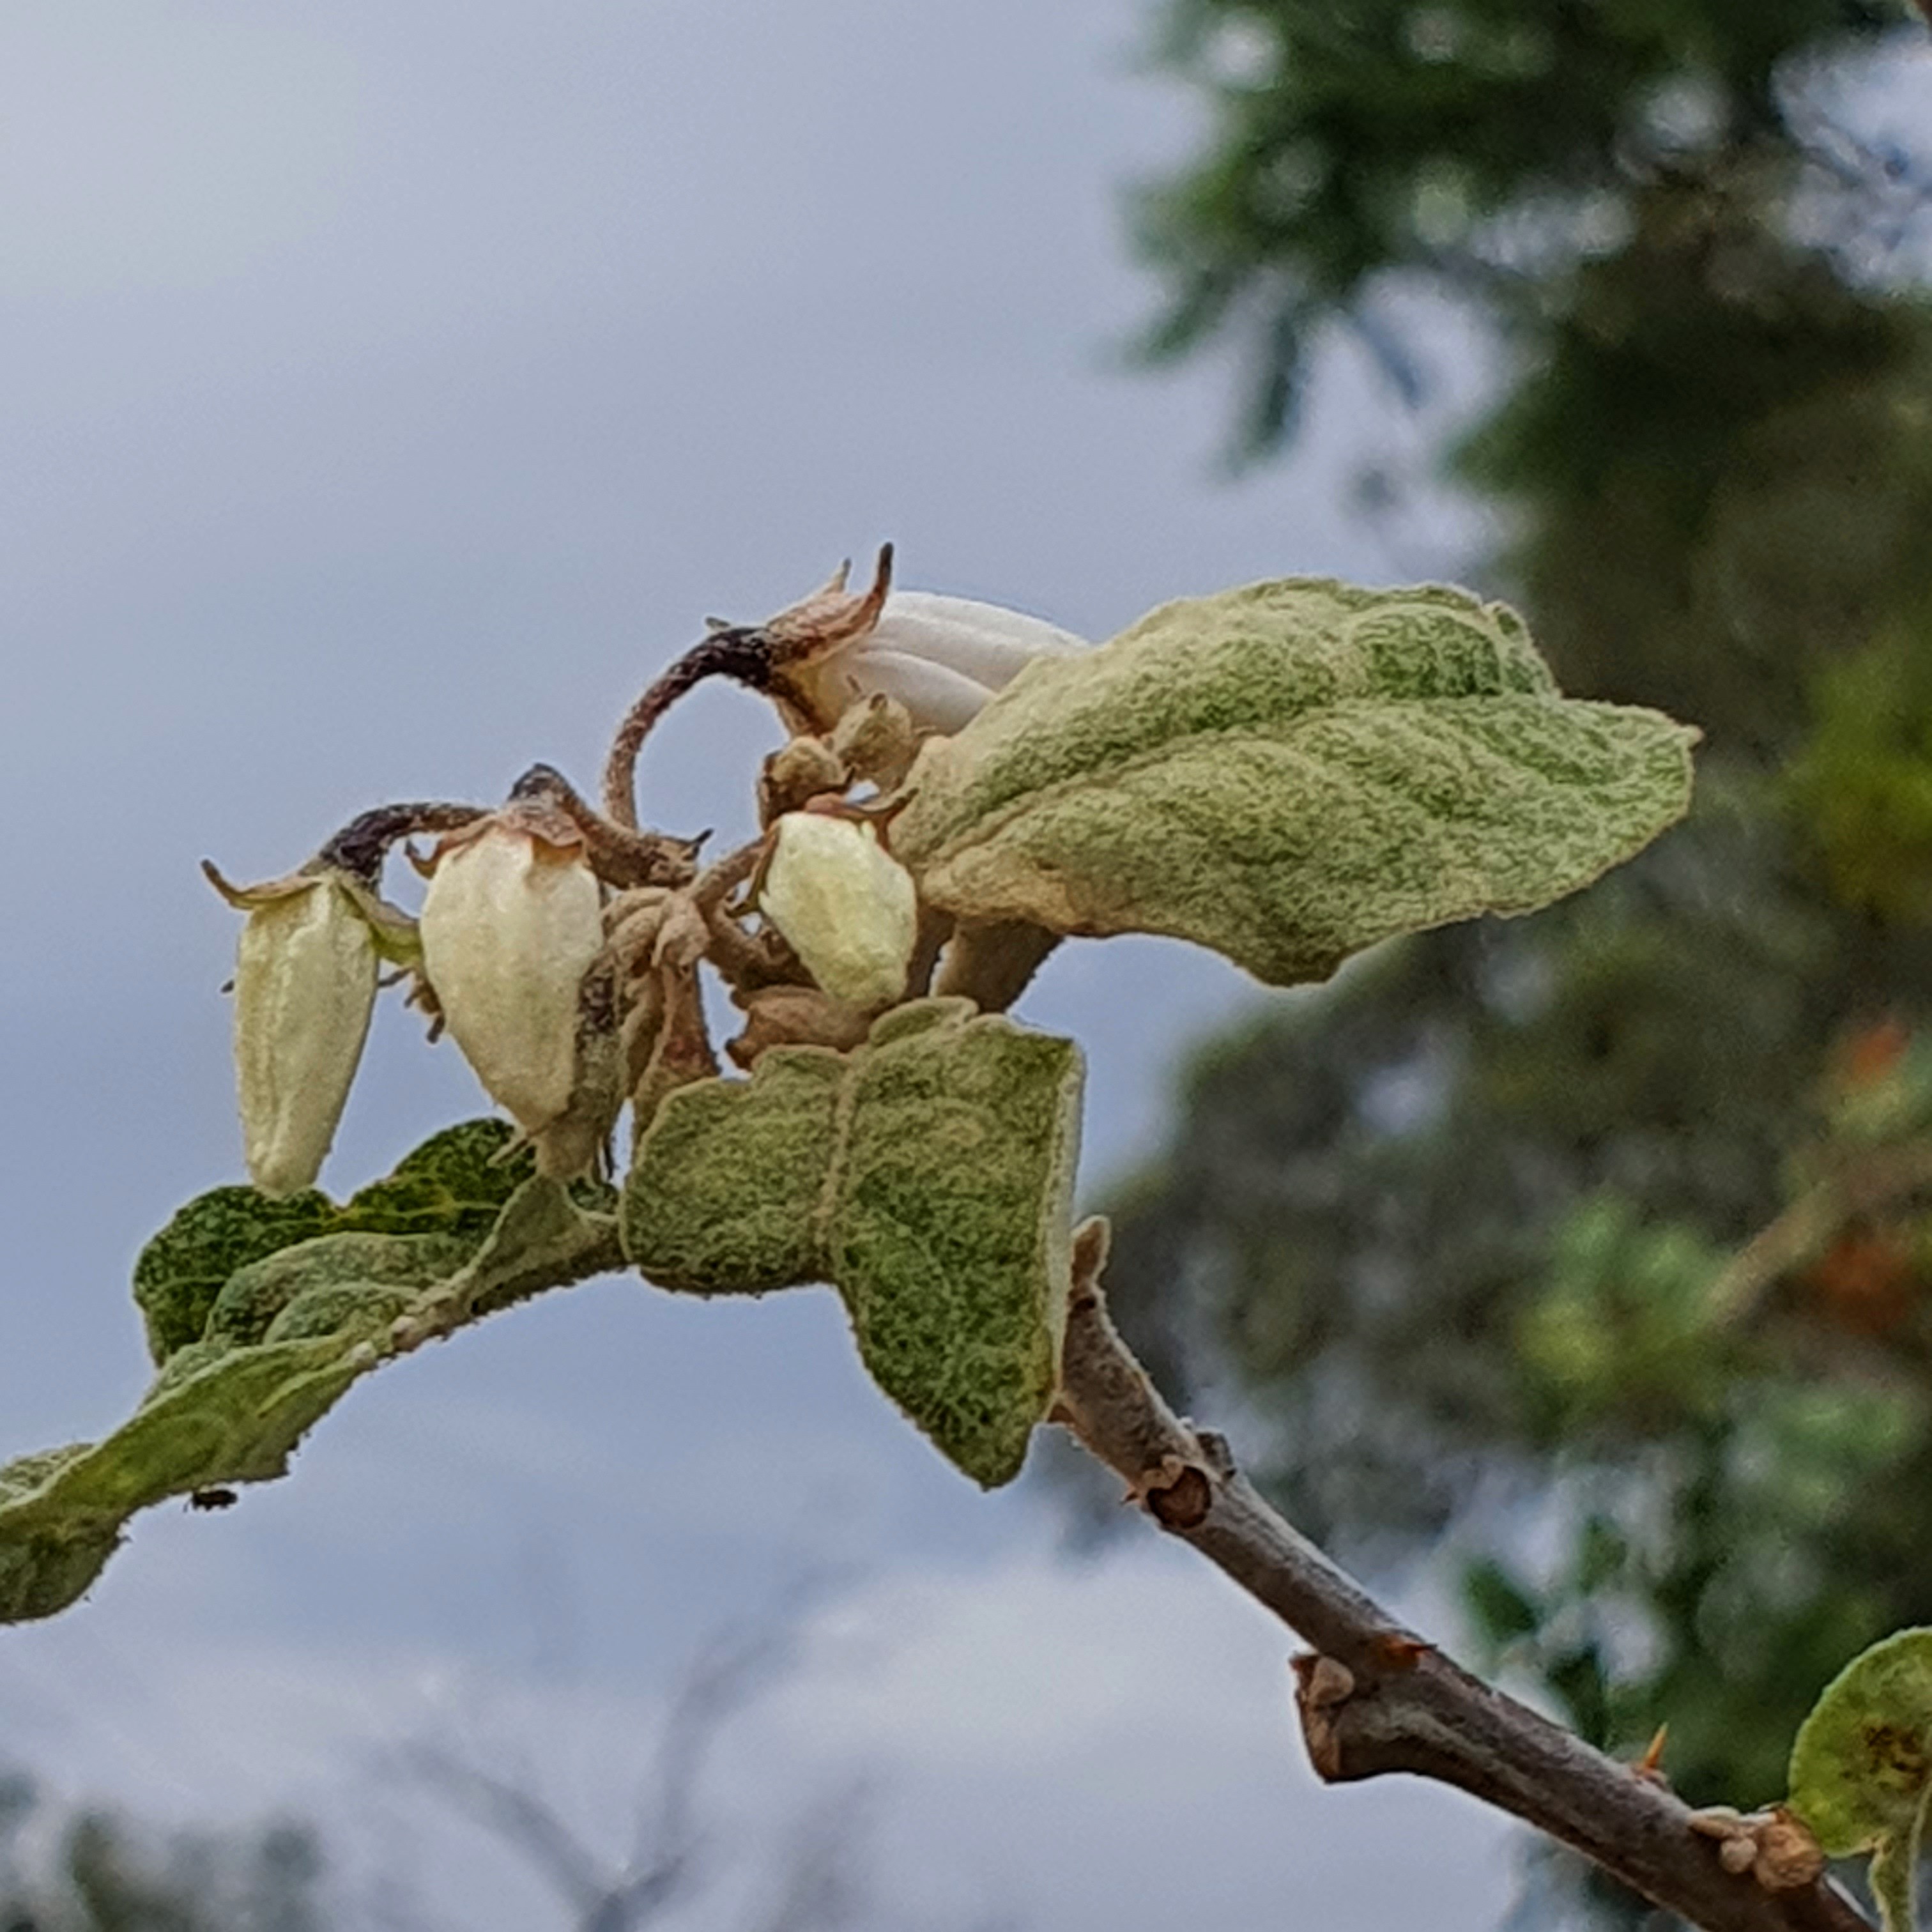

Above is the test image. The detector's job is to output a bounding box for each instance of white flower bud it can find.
[206,865,381,1199]
[804,592,1088,736]
[418,813,606,1134]
[761,812,919,1011]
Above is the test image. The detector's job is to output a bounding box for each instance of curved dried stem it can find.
[760,543,893,659]
[601,628,778,830]
[691,838,766,914]
[509,763,703,891]
[316,801,490,886]
[688,837,804,995]
[600,545,894,829]
[933,919,1061,1013]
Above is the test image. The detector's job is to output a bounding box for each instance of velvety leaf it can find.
[131,1189,339,1363]
[623,998,1082,1487]
[132,1119,533,1361]
[1,1174,620,1625]
[621,1050,847,1295]
[893,579,1697,986]
[206,1232,474,1346]
[1789,1628,1932,1932]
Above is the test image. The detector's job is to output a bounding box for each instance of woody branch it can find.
[1050,1220,1872,1932]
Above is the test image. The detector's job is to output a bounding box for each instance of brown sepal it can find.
[762,543,894,665]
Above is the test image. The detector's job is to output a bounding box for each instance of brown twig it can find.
[509,762,703,891]
[316,801,489,885]
[1051,1220,1871,1932]
[1706,1140,1932,1326]
[601,629,776,830]
[601,546,894,829]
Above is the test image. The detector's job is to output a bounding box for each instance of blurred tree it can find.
[1112,0,1932,1915]
[0,1608,995,1932]
[0,1771,323,1932]
[392,1611,1023,1932]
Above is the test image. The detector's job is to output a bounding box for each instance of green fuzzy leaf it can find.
[893,579,1698,986]
[132,1119,534,1361]
[1789,1628,1932,1932]
[622,997,1082,1489]
[622,1052,847,1294]
[132,1190,339,1363]
[1,1170,620,1626]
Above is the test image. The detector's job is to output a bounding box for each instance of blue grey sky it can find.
[0,4,1519,1924]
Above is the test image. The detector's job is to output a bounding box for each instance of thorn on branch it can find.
[1369,1632,1432,1673]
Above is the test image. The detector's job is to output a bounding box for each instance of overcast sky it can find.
[0,4,1522,1925]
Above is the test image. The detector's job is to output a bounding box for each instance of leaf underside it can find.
[0,1122,620,1625]
[894,578,1698,986]
[621,998,1083,1489]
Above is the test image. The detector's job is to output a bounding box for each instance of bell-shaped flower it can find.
[418,804,606,1136]
[761,811,919,1011]
[204,862,385,1199]
[793,591,1088,737]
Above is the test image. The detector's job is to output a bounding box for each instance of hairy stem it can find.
[1052,1220,1871,1932]
[510,763,703,891]
[317,801,489,885]
[601,630,774,830]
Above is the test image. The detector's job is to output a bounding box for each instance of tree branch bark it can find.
[1049,1219,1871,1932]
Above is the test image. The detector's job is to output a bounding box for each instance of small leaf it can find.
[133,1120,532,1362]
[623,997,1082,1487]
[1464,1557,1542,1646]
[893,579,1696,986]
[2,1174,620,1625]
[1789,1628,1932,1932]
[132,1190,339,1361]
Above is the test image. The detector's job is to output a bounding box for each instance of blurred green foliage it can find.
[1119,0,1932,1914]
[0,1773,323,1932]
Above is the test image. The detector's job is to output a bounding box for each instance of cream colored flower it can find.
[761,811,919,1011]
[797,592,1088,736]
[205,864,381,1199]
[418,811,606,1135]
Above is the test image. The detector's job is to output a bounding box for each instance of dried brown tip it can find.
[763,542,894,666]
[201,857,321,910]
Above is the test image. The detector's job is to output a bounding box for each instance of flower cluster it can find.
[208,550,1085,1196]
